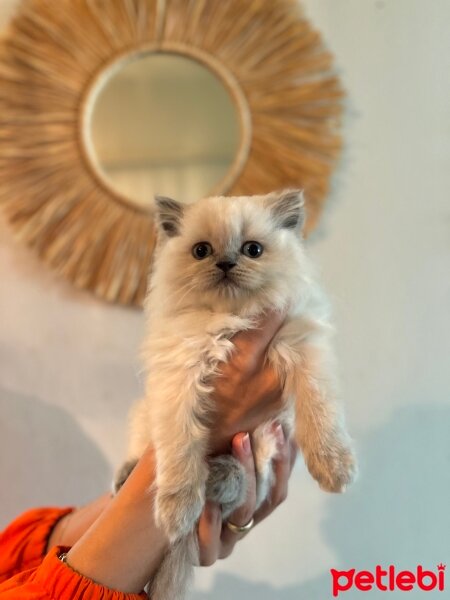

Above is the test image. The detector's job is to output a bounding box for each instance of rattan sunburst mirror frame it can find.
[0,0,344,307]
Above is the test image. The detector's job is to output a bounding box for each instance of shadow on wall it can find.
[190,404,450,600]
[0,386,111,528]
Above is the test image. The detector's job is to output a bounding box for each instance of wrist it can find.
[46,494,111,550]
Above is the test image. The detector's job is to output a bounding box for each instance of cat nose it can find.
[216,261,236,273]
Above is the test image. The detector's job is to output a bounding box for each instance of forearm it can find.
[66,449,168,594]
[47,494,110,551]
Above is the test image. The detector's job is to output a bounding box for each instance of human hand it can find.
[198,427,297,565]
[48,426,296,588]
[211,310,287,454]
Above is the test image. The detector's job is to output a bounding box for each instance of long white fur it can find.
[121,190,357,600]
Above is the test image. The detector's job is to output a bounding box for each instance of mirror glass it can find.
[86,52,241,208]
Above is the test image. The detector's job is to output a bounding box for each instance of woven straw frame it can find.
[0,0,344,307]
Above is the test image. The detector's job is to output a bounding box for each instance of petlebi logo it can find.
[330,564,446,596]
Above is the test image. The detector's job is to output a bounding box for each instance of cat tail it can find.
[148,532,198,600]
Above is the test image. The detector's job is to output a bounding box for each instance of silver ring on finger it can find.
[225,516,254,535]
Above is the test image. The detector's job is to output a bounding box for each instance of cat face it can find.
[153,190,307,310]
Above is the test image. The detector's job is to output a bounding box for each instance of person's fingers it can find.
[228,433,257,526]
[219,432,257,557]
[253,424,291,525]
[197,501,222,566]
[230,309,286,371]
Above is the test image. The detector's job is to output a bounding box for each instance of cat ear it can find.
[267,189,305,231]
[154,195,184,237]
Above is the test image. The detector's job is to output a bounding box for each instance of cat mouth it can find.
[217,274,239,288]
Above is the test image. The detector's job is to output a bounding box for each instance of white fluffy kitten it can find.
[117,190,357,600]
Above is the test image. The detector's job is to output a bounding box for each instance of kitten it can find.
[117,190,357,600]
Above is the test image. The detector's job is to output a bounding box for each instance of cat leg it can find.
[154,437,209,542]
[206,455,247,518]
[291,345,357,492]
[149,533,198,600]
[151,455,246,600]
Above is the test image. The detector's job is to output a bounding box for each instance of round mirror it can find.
[84,52,242,208]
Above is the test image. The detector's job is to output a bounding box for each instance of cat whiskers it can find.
[232,270,258,291]
[174,278,199,308]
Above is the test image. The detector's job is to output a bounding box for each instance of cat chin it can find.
[217,282,249,297]
[216,278,237,289]
[204,287,276,315]
[212,274,261,293]
[205,278,243,297]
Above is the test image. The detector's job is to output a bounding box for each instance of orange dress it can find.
[0,508,147,599]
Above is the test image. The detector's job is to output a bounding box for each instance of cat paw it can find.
[305,441,357,493]
[155,486,204,542]
[113,459,138,495]
[206,455,247,517]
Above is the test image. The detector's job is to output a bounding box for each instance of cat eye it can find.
[241,241,264,258]
[192,242,213,260]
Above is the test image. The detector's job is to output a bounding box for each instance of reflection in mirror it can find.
[86,52,241,208]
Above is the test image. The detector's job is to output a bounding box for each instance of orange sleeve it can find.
[0,509,148,600]
[0,507,74,582]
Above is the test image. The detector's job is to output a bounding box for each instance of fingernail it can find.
[274,424,285,449]
[240,433,251,455]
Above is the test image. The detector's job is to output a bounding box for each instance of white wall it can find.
[1,1,449,598]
